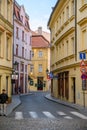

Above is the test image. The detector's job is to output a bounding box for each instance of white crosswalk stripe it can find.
[14,111,87,120]
[15,112,23,120]
[64,116,73,119]
[42,111,55,119]
[70,111,87,119]
[57,111,66,116]
[29,111,38,118]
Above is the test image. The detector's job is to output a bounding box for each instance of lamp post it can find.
[11,61,18,94]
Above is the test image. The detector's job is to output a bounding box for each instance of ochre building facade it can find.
[48,0,87,107]
[0,0,13,98]
[29,33,50,91]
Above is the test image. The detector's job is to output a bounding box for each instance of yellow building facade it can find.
[48,0,87,107]
[29,35,50,91]
[0,0,13,98]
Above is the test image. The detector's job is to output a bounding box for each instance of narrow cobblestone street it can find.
[0,117,87,130]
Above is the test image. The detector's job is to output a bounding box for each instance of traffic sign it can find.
[79,53,86,60]
[80,60,86,67]
[80,67,86,74]
[81,74,87,80]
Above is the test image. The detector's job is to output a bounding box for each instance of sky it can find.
[16,0,57,32]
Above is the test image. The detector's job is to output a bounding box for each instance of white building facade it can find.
[13,1,32,94]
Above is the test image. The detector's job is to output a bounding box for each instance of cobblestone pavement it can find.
[0,117,87,130]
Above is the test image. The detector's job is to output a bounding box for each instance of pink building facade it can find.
[13,1,32,94]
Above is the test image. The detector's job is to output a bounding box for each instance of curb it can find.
[45,94,87,112]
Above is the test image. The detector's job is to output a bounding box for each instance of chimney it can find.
[38,27,42,35]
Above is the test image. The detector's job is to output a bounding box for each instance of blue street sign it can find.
[49,72,53,79]
[79,53,86,60]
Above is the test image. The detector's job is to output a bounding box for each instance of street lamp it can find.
[46,68,49,74]
[13,61,18,71]
[11,61,18,80]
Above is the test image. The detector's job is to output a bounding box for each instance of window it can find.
[6,36,11,60]
[66,40,68,56]
[0,0,1,13]
[66,6,69,19]
[22,31,24,41]
[25,34,27,43]
[62,11,65,24]
[21,63,24,72]
[7,0,10,21]
[25,49,27,57]
[71,37,74,54]
[16,44,18,56]
[16,27,19,39]
[21,15,23,22]
[30,65,34,73]
[82,29,86,50]
[32,51,34,57]
[38,51,43,57]
[71,0,74,15]
[6,76,8,93]
[38,64,42,72]
[25,65,27,72]
[22,47,24,58]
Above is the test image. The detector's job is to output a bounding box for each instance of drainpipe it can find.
[75,0,77,61]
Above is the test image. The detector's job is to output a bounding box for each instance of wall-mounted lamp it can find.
[46,68,49,74]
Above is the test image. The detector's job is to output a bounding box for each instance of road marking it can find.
[29,111,38,118]
[15,112,23,120]
[64,116,73,119]
[43,111,55,119]
[70,111,87,119]
[57,111,66,116]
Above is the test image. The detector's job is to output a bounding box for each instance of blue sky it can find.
[16,0,57,32]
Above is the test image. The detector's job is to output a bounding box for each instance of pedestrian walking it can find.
[0,89,8,116]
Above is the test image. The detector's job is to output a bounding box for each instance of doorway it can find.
[72,77,76,103]
[37,77,43,90]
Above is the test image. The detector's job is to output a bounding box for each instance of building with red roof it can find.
[29,31,50,91]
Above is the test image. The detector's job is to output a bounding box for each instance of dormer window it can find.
[21,15,23,22]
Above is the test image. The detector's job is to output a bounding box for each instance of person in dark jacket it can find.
[0,89,8,116]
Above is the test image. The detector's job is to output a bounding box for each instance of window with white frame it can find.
[38,51,43,57]
[38,64,42,72]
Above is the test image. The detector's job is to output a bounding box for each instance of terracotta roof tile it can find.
[32,35,49,48]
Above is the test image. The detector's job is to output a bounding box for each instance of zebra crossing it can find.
[14,111,87,120]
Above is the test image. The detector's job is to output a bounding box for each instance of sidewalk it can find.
[45,94,87,113]
[7,95,21,116]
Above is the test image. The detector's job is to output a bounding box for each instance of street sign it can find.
[81,74,87,80]
[80,60,86,67]
[79,53,86,60]
[80,67,86,74]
